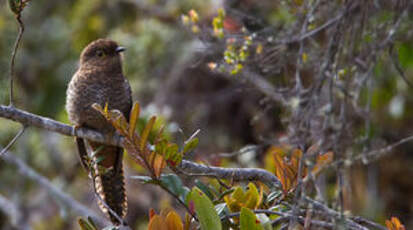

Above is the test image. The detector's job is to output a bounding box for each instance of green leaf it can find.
[165,143,179,160]
[87,217,97,229]
[94,156,106,165]
[170,152,183,166]
[189,187,222,230]
[90,145,104,158]
[140,116,156,151]
[160,174,189,201]
[245,183,260,209]
[130,175,154,184]
[195,180,215,201]
[129,102,140,138]
[183,137,199,154]
[155,139,168,155]
[240,207,264,230]
[78,217,97,230]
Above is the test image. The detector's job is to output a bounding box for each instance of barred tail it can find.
[89,142,127,225]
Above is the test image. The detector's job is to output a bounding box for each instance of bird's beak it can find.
[116,46,126,53]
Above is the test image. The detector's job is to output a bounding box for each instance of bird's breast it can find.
[66,71,130,131]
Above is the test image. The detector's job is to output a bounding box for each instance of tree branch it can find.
[0,105,281,189]
[1,150,110,226]
[179,160,281,188]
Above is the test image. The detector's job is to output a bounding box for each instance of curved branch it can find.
[179,160,281,188]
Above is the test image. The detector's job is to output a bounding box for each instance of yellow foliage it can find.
[386,217,405,230]
[148,209,184,230]
[224,183,262,213]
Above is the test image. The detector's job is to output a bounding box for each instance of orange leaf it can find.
[386,217,405,230]
[149,152,166,178]
[184,213,191,230]
[312,151,333,175]
[141,116,156,152]
[148,215,167,230]
[166,211,184,230]
[129,102,140,139]
[149,208,157,220]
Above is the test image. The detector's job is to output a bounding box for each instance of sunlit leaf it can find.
[184,137,199,154]
[188,9,199,23]
[256,43,263,54]
[245,183,260,209]
[155,139,168,155]
[104,102,109,115]
[165,143,179,160]
[149,208,157,220]
[148,215,167,230]
[151,152,166,178]
[78,217,97,230]
[129,102,140,138]
[385,217,405,230]
[312,151,334,175]
[166,211,184,230]
[184,213,191,230]
[302,52,308,63]
[140,116,156,152]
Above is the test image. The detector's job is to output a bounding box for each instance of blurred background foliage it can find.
[0,0,412,229]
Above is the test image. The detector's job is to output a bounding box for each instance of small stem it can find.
[0,125,26,157]
[9,15,25,107]
[156,179,198,221]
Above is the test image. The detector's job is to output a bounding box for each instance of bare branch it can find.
[0,125,26,156]
[0,105,123,146]
[179,160,281,189]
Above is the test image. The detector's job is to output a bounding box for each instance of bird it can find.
[66,38,132,225]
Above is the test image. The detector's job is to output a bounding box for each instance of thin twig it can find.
[155,179,198,221]
[389,46,413,88]
[304,197,370,230]
[9,15,25,106]
[0,125,26,156]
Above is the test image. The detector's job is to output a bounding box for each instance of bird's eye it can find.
[96,50,105,57]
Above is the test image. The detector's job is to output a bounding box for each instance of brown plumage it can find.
[66,39,132,225]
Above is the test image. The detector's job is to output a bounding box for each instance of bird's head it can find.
[79,39,125,72]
